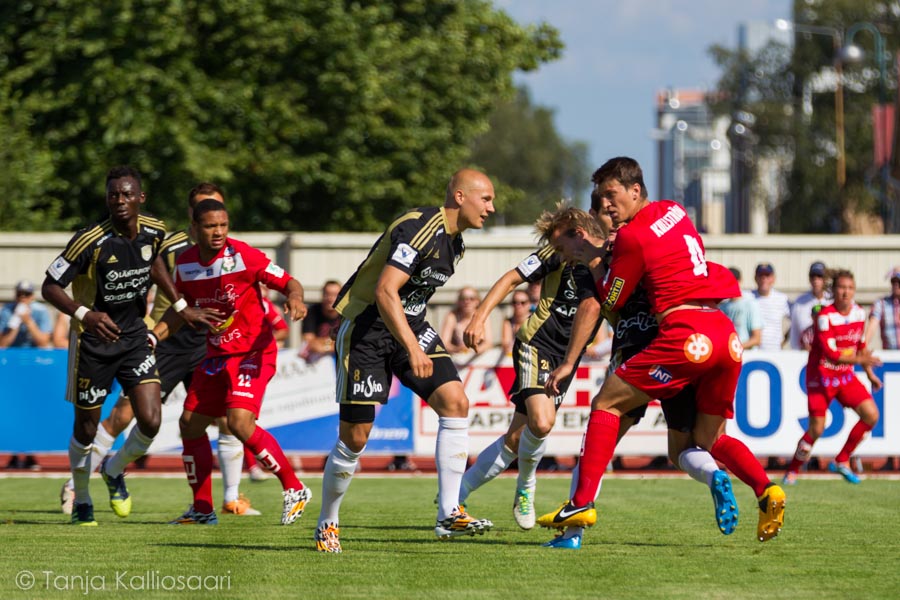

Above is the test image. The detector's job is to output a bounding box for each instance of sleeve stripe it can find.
[159,231,190,253]
[409,212,444,250]
[63,221,112,261]
[537,244,555,260]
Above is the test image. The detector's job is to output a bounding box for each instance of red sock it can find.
[710,434,771,497]
[182,435,214,514]
[243,446,256,471]
[787,432,815,474]
[835,421,873,463]
[571,410,619,507]
[245,426,302,491]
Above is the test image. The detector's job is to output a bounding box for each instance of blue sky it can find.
[497,0,791,198]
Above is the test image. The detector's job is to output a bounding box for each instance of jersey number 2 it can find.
[683,235,708,277]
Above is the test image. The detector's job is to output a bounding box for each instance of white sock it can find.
[516,427,547,491]
[318,439,363,528]
[459,435,516,503]
[436,416,468,521]
[218,434,244,503]
[104,427,153,477]
[65,423,116,490]
[568,461,602,501]
[68,437,92,504]
[90,422,116,472]
[678,447,720,487]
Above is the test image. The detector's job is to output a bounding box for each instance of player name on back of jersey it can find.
[649,203,687,238]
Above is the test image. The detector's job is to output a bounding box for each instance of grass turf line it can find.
[1,476,898,599]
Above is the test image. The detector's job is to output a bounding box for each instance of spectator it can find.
[866,266,900,471]
[0,280,53,348]
[526,280,541,313]
[440,286,492,355]
[500,289,531,355]
[719,267,762,349]
[300,280,341,361]
[52,312,71,349]
[753,262,790,351]
[789,261,832,350]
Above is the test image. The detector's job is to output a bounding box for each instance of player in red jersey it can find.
[152,199,312,526]
[783,270,882,485]
[537,157,785,542]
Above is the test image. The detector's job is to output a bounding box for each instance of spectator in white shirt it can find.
[789,261,833,350]
[753,262,790,351]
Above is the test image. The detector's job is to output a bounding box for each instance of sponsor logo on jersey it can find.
[141,245,152,261]
[391,243,417,268]
[517,254,542,277]
[649,204,687,237]
[352,374,386,399]
[683,333,713,363]
[264,262,285,278]
[603,277,625,309]
[48,256,71,280]
[78,386,108,406]
[649,365,673,384]
[417,327,437,351]
[728,332,743,362]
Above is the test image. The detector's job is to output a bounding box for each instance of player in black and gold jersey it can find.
[42,166,213,526]
[458,202,608,530]
[314,169,495,553]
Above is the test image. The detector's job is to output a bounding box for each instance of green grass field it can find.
[2,474,898,599]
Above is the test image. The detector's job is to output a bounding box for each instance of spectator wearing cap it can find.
[752,262,790,351]
[789,261,833,350]
[0,280,52,348]
[866,267,900,471]
[720,267,762,349]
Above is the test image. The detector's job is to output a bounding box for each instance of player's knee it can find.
[343,429,369,453]
[225,415,255,442]
[808,421,825,439]
[528,417,554,438]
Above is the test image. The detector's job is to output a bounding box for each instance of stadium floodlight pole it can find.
[776,19,845,188]
[843,22,890,232]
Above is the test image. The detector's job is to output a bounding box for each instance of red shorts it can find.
[184,345,277,418]
[806,372,872,417]
[616,308,742,419]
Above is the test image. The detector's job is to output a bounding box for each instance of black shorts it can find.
[335,315,460,424]
[157,344,208,403]
[509,339,578,416]
[625,386,696,432]
[67,332,159,410]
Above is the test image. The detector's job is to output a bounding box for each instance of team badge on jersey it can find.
[48,256,71,279]
[141,245,152,261]
[728,332,743,362]
[683,333,713,363]
[391,243,417,268]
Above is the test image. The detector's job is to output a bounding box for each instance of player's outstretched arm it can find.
[282,278,307,321]
[545,296,602,395]
[464,268,523,351]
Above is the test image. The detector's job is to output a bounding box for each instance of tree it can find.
[708,0,898,232]
[467,87,589,226]
[0,0,562,231]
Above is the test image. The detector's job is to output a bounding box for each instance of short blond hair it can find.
[534,200,607,245]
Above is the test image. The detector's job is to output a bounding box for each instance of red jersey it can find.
[175,238,293,356]
[808,303,867,378]
[262,296,289,335]
[599,200,739,314]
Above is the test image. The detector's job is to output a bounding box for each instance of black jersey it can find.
[514,245,600,356]
[148,229,207,354]
[603,285,658,370]
[46,215,166,339]
[334,206,464,327]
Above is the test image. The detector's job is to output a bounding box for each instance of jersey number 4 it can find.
[683,235,708,277]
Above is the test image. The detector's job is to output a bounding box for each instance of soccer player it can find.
[458,202,607,530]
[42,165,212,526]
[536,157,785,543]
[539,194,739,550]
[314,168,496,553]
[59,183,263,517]
[783,270,882,485]
[152,199,312,525]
